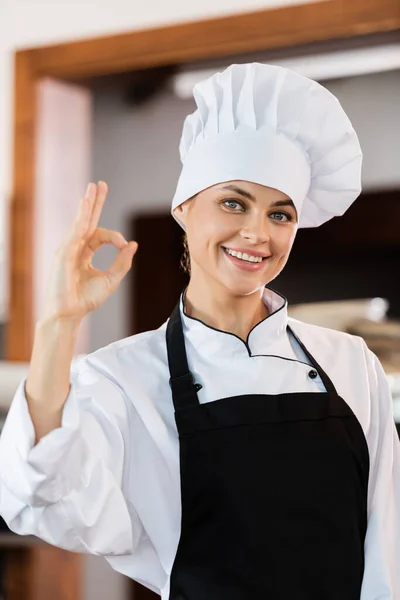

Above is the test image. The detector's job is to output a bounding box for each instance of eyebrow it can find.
[217,184,296,209]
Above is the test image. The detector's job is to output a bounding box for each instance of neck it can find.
[183,279,269,342]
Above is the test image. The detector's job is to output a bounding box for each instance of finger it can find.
[65,182,97,245]
[104,242,138,287]
[87,181,108,238]
[80,228,128,265]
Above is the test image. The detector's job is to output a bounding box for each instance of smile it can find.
[223,247,265,263]
[222,247,270,272]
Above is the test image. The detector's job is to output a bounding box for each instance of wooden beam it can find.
[31,0,400,79]
[30,545,82,600]
[6,51,37,361]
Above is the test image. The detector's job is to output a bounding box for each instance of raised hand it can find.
[42,181,138,323]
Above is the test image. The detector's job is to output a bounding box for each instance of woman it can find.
[0,63,399,599]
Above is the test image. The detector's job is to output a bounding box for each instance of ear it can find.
[173,200,190,228]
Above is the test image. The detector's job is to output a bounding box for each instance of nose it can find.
[239,214,271,245]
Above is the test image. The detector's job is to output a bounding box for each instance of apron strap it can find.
[166,301,201,411]
[287,324,337,397]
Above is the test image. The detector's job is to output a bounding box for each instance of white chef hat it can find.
[171,62,362,229]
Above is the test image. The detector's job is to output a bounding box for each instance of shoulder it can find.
[72,320,169,387]
[288,316,366,356]
[288,316,392,396]
[288,318,391,427]
[287,316,373,388]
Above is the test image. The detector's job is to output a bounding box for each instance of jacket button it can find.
[308,369,318,379]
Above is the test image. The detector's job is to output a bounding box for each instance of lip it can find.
[222,247,270,272]
[222,246,270,258]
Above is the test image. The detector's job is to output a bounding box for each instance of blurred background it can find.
[0,0,400,598]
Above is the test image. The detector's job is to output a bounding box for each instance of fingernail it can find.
[86,183,92,196]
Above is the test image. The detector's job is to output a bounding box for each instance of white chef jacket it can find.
[0,287,399,599]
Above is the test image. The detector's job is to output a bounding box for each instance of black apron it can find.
[166,302,369,599]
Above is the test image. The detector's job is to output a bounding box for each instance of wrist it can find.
[35,314,82,338]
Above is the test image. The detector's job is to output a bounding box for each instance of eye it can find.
[222,198,245,211]
[270,211,293,222]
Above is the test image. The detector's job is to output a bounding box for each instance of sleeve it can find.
[360,341,400,599]
[0,358,143,556]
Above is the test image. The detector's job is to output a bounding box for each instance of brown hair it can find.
[180,232,191,276]
[178,193,198,276]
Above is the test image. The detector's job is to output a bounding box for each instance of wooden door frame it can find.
[7,0,400,361]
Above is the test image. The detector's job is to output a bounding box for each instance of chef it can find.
[0,63,399,600]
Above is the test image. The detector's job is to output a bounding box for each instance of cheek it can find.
[273,227,297,257]
[189,212,235,247]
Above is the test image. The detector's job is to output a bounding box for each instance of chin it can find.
[218,275,269,298]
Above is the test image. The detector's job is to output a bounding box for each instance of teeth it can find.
[224,248,263,263]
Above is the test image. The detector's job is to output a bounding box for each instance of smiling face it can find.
[173,180,298,298]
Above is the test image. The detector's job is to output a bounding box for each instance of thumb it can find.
[105,241,138,286]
